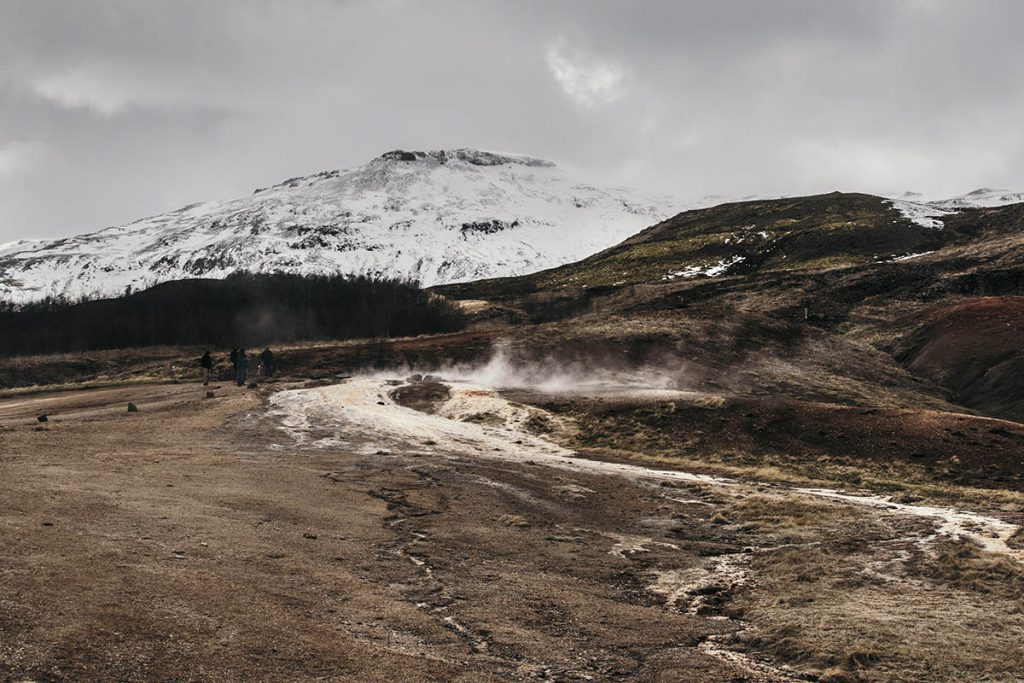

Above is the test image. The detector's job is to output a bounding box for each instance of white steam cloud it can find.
[388,342,690,394]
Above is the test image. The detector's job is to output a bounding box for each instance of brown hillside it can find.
[898,297,1024,421]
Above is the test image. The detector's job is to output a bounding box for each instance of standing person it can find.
[260,347,275,378]
[199,350,213,386]
[229,347,239,382]
[236,348,249,386]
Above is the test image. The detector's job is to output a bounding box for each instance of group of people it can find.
[198,347,275,386]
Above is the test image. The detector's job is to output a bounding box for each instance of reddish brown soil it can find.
[898,296,1024,421]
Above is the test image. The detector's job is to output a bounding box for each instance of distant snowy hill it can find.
[884,188,1024,229]
[926,188,1024,210]
[0,149,684,303]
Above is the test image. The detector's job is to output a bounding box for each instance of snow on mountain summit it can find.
[884,187,1024,229]
[0,148,685,303]
[928,188,1024,210]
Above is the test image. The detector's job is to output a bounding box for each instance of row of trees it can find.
[0,272,465,357]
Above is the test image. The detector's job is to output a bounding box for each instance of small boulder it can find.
[37,414,48,422]
[205,391,215,399]
[127,402,138,412]
[248,382,259,389]
[498,514,531,528]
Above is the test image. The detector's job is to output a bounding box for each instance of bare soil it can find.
[3,377,1024,681]
[0,381,743,681]
[896,296,1024,421]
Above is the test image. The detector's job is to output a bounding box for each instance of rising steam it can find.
[385,341,692,394]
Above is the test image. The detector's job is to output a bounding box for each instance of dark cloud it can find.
[1,0,1023,241]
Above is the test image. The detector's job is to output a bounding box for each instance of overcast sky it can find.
[2,0,1023,242]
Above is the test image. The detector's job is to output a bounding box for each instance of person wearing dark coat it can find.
[259,347,274,378]
[236,348,249,386]
[199,350,213,385]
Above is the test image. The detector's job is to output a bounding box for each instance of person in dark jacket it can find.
[236,348,249,386]
[259,347,274,378]
[199,350,213,385]
[229,348,239,376]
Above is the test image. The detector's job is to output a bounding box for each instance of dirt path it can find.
[2,378,1023,681]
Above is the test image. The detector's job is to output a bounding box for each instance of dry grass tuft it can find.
[917,538,1024,597]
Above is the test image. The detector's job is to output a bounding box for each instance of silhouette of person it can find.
[236,348,249,386]
[199,350,213,385]
[260,347,274,378]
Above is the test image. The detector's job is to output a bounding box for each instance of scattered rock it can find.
[555,484,594,502]
[37,415,48,422]
[248,382,259,389]
[205,391,216,399]
[377,401,386,405]
[127,402,138,412]
[423,439,437,446]
[894,493,925,504]
[545,534,583,543]
[498,514,531,528]
[41,521,54,527]
[303,532,318,540]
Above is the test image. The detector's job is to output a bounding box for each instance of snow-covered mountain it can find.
[887,188,1024,210]
[927,188,1024,210]
[0,149,684,303]
[884,188,1024,229]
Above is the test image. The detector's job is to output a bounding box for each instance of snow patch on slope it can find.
[663,255,745,281]
[886,199,951,229]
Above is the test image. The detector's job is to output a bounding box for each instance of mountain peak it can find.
[0,148,677,302]
[376,148,555,168]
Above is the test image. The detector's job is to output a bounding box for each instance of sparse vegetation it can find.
[739,538,1024,682]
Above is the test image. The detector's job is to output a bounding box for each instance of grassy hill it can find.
[436,192,1024,299]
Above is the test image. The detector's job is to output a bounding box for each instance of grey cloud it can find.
[1,0,1023,241]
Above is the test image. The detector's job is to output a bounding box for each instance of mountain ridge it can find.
[0,148,683,303]
[1,147,1022,303]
